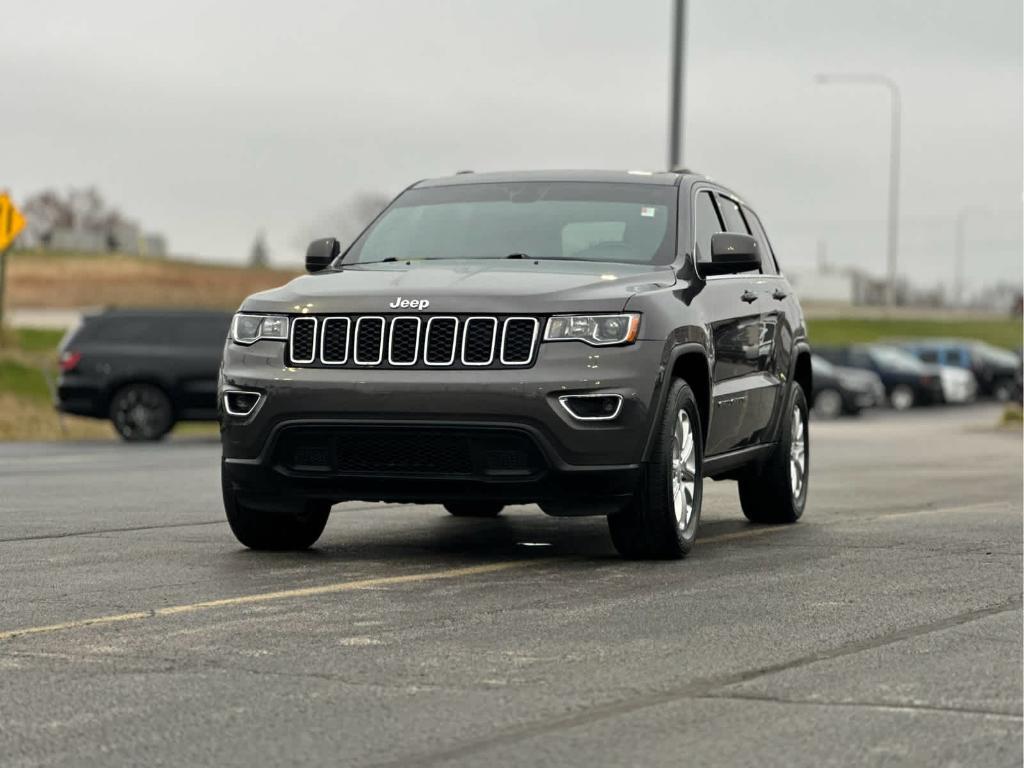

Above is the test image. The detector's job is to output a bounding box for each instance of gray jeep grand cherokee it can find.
[220,170,811,559]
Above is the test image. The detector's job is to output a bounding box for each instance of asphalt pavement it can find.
[0,404,1021,767]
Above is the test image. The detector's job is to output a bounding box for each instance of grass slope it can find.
[807,317,1022,351]
[6,250,299,310]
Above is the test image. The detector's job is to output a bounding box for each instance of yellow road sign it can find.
[0,193,27,251]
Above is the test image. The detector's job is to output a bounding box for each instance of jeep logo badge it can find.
[388,297,430,311]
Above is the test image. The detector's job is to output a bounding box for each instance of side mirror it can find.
[306,238,339,273]
[705,233,760,276]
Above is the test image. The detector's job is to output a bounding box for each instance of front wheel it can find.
[812,388,843,419]
[222,464,330,550]
[608,379,703,560]
[737,385,809,524]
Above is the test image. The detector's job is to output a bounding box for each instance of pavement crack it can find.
[0,520,223,543]
[364,595,1023,768]
[697,691,1022,720]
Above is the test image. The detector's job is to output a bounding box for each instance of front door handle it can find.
[741,290,758,304]
[772,289,788,300]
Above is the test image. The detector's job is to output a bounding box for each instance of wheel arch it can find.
[642,342,712,460]
[793,342,812,406]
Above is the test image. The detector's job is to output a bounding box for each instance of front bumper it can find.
[220,339,665,506]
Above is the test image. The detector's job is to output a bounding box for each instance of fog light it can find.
[223,390,262,417]
[558,394,623,421]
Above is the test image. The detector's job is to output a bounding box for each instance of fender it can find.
[764,337,812,444]
[640,341,711,462]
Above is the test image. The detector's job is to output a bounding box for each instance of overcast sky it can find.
[2,0,1021,294]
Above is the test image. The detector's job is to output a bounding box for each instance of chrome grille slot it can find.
[289,317,317,364]
[292,314,540,368]
[353,317,385,365]
[424,317,458,366]
[500,317,539,365]
[388,317,421,366]
[461,317,497,365]
[320,317,350,364]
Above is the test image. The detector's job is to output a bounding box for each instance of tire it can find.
[608,379,702,560]
[109,382,175,441]
[889,384,915,411]
[444,502,504,518]
[993,380,1013,402]
[222,463,330,550]
[738,385,809,524]
[812,388,843,419]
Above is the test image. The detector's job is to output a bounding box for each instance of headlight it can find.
[231,313,289,345]
[544,314,640,346]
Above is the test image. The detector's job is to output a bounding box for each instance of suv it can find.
[56,309,232,440]
[220,170,812,559]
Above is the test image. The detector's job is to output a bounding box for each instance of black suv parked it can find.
[56,309,232,440]
[815,343,944,411]
[220,170,812,558]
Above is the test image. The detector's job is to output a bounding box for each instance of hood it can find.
[240,259,677,315]
[835,366,882,389]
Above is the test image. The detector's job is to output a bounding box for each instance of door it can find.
[738,203,794,445]
[691,189,765,456]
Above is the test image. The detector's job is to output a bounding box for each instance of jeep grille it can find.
[288,315,540,369]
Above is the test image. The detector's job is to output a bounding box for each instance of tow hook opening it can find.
[558,393,623,421]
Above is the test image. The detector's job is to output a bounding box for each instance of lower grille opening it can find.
[273,426,545,478]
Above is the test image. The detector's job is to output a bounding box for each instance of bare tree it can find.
[294,191,393,252]
[20,187,130,250]
[249,231,269,268]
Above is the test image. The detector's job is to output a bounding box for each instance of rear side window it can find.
[693,191,722,262]
[76,317,157,344]
[716,195,747,234]
[918,349,940,364]
[168,316,232,346]
[742,206,779,276]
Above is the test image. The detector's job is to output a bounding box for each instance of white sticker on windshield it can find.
[641,206,656,217]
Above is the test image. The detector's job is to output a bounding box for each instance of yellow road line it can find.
[0,561,530,642]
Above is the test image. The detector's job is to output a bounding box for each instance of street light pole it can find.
[953,206,986,307]
[815,73,902,306]
[668,0,687,170]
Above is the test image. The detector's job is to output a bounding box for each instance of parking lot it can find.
[1,403,1021,767]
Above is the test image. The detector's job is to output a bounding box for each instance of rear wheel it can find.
[738,385,808,524]
[608,379,702,560]
[109,383,175,441]
[812,388,843,419]
[889,384,915,411]
[444,502,504,518]
[222,464,330,550]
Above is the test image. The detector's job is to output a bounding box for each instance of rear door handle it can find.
[741,290,758,304]
[772,289,788,300]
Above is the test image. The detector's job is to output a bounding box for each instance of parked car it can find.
[815,344,944,410]
[56,309,232,440]
[899,339,1020,401]
[220,169,813,558]
[810,354,883,418]
[936,365,977,404]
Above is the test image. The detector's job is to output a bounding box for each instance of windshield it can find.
[342,181,677,266]
[869,345,927,373]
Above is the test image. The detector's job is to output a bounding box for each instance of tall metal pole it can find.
[668,0,687,170]
[815,74,902,306]
[953,206,985,307]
